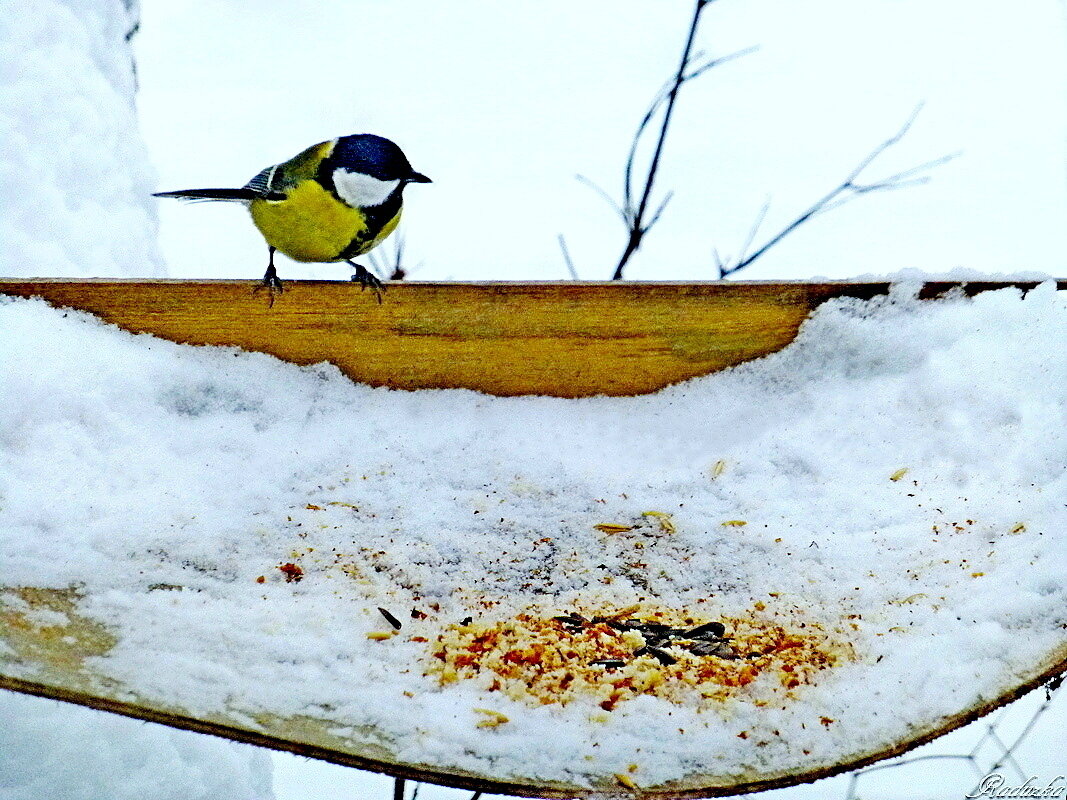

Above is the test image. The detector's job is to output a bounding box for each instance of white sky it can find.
[135,0,1067,284]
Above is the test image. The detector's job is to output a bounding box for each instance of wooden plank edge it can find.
[3,647,1064,799]
[2,279,1063,398]
[1,278,1064,286]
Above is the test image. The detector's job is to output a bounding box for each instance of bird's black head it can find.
[327,134,431,184]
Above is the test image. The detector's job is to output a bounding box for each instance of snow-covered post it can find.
[0,0,164,279]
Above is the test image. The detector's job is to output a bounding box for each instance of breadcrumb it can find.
[425,605,849,710]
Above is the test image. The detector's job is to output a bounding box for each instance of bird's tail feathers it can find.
[153,188,258,203]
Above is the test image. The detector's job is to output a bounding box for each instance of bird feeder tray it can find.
[0,278,1064,798]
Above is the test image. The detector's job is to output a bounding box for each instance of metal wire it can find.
[844,682,1063,799]
[381,683,1061,799]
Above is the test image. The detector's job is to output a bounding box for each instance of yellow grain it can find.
[594,523,634,533]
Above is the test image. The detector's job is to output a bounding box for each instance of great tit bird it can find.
[154,134,430,297]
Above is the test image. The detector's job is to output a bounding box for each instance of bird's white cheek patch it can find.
[332,169,400,208]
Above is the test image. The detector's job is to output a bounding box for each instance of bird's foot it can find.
[252,265,284,308]
[347,261,385,304]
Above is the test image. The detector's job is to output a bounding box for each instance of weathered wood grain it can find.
[1,279,1060,397]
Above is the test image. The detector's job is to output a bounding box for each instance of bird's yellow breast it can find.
[249,179,367,263]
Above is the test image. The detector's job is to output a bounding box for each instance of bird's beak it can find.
[407,171,432,184]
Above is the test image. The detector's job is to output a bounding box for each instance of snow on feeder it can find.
[1,278,1064,797]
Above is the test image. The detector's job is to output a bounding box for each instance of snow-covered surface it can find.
[2,282,1063,788]
[0,690,273,800]
[269,682,1067,800]
[0,1,163,279]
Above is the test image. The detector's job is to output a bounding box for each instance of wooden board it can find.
[2,278,1062,397]
[2,586,1064,799]
[1,278,1064,797]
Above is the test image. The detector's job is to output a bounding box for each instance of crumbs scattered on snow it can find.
[0,283,1065,787]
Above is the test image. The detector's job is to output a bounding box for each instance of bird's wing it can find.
[243,165,278,196]
[242,165,289,200]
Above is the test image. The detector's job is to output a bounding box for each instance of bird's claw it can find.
[348,262,385,304]
[252,265,284,308]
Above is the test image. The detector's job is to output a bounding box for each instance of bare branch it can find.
[736,196,770,265]
[389,235,407,281]
[576,174,628,224]
[393,777,405,800]
[623,81,671,221]
[718,106,958,279]
[613,0,724,280]
[816,153,959,217]
[621,45,756,220]
[558,234,580,280]
[369,234,411,281]
[558,1,752,281]
[683,46,758,83]
[645,190,674,232]
[853,151,960,191]
[712,246,726,275]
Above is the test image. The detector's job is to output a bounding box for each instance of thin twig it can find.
[558,234,580,280]
[389,235,407,281]
[734,196,770,266]
[718,105,959,278]
[368,234,409,281]
[621,46,756,222]
[392,777,405,800]
[645,191,674,231]
[576,174,627,224]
